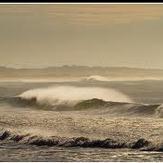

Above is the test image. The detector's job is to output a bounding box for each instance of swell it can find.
[1,96,163,118]
[0,130,162,152]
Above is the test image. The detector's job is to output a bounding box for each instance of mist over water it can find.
[19,86,133,106]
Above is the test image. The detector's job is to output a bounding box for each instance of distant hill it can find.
[1,66,163,80]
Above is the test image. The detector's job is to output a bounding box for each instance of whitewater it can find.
[0,79,163,161]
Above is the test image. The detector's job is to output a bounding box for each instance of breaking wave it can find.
[82,75,110,82]
[18,86,132,105]
[0,86,162,117]
[1,98,163,118]
[0,130,162,152]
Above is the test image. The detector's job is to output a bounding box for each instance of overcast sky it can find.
[0,4,163,68]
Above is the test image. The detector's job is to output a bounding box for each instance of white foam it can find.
[19,86,133,106]
[83,75,110,81]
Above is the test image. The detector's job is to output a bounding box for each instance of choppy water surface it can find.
[0,144,163,162]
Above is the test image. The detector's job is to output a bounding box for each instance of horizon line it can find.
[1,65,163,71]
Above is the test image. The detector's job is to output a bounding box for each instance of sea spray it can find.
[19,86,133,106]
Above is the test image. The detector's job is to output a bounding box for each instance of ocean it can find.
[0,79,162,161]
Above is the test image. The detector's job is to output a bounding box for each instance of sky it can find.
[0,4,163,69]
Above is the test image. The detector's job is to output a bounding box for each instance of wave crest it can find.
[2,96,163,118]
[82,75,110,82]
[0,130,162,152]
[19,86,132,106]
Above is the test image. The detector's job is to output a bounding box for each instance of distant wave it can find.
[81,75,163,82]
[0,130,162,152]
[81,75,110,82]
